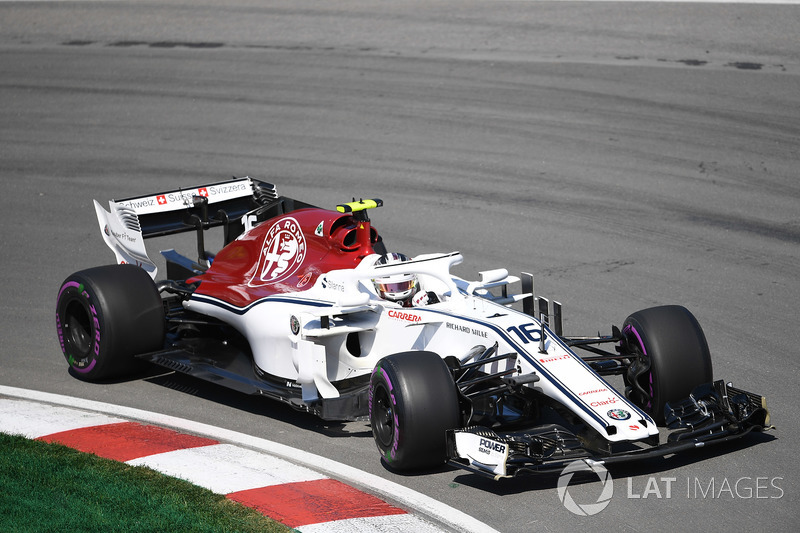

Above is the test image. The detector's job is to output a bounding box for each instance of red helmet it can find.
[373,253,418,302]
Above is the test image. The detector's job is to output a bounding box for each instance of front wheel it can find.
[622,305,713,423]
[369,351,461,471]
[55,264,165,381]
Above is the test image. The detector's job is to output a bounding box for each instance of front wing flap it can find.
[447,380,771,478]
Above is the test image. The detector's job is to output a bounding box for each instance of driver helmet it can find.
[372,253,418,302]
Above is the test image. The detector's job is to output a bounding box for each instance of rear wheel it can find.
[622,305,713,423]
[55,264,165,381]
[369,351,460,471]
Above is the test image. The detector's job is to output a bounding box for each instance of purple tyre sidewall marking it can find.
[57,280,81,301]
[370,365,400,462]
[57,280,97,374]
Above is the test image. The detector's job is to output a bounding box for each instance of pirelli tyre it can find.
[55,264,165,381]
[369,351,461,471]
[622,305,713,424]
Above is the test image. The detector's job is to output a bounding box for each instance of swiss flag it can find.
[198,188,209,197]
[157,195,167,205]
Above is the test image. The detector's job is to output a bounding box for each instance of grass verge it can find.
[0,433,292,532]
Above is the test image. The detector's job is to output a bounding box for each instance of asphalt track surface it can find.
[1,1,799,532]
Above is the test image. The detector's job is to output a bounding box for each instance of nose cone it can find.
[606,409,659,441]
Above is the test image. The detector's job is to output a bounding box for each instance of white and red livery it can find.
[56,178,772,477]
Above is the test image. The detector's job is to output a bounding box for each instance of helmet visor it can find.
[375,279,416,296]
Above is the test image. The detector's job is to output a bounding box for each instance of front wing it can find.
[447,380,771,478]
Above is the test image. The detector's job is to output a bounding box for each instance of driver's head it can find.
[372,253,418,303]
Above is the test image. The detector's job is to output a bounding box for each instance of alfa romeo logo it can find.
[557,460,614,516]
[607,409,631,420]
[250,217,307,287]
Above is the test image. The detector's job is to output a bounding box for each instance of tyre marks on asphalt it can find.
[0,397,444,532]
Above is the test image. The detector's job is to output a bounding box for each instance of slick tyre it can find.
[55,264,165,381]
[369,351,460,471]
[622,305,713,424]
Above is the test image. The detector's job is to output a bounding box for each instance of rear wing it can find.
[93,177,289,279]
[111,177,277,238]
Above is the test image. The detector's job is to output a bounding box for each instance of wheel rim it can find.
[64,299,92,357]
[372,384,395,448]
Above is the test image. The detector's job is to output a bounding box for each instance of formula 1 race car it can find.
[55,177,772,477]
